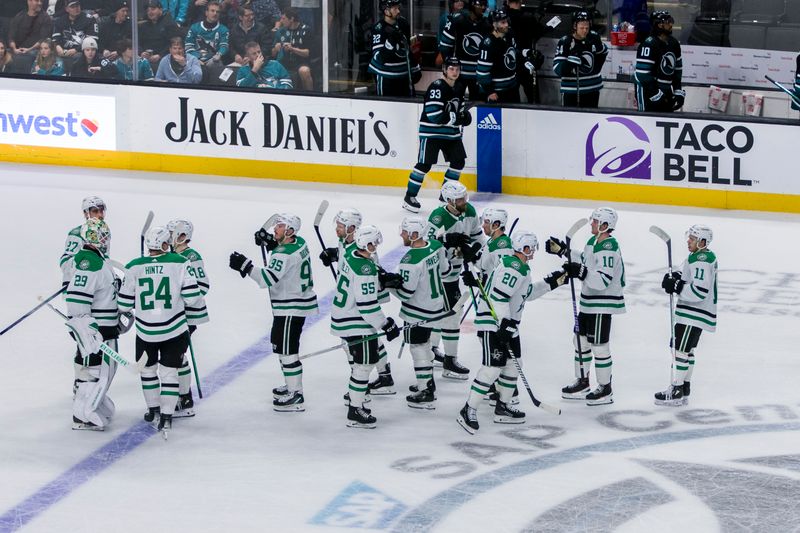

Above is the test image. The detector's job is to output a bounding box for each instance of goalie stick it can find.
[0,287,66,336]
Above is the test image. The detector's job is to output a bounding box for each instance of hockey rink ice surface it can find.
[0,163,799,533]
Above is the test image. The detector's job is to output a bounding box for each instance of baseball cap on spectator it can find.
[145,0,163,7]
[111,0,129,11]
[67,1,81,6]
[82,36,98,50]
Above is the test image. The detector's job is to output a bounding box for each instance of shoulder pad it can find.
[594,237,619,253]
[689,250,716,264]
[74,250,103,272]
[428,207,446,227]
[350,256,378,276]
[183,248,202,262]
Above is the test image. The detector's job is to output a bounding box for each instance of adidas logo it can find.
[477,113,501,130]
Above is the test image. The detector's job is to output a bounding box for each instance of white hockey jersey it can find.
[179,247,210,295]
[571,235,626,315]
[249,236,319,317]
[118,252,207,343]
[330,248,388,337]
[392,240,451,324]
[675,248,718,332]
[65,247,119,329]
[426,203,483,283]
[477,233,513,277]
[60,225,84,288]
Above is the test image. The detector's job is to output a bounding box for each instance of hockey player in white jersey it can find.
[331,225,401,428]
[167,219,210,418]
[60,196,108,289]
[655,224,717,406]
[425,180,482,379]
[65,217,120,430]
[229,213,319,412]
[320,209,399,396]
[458,231,568,434]
[118,227,208,438]
[393,216,452,409]
[547,207,626,405]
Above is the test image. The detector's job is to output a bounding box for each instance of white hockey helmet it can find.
[81,195,106,214]
[441,181,468,204]
[80,217,111,254]
[400,216,427,241]
[355,224,383,250]
[512,230,539,258]
[275,213,301,235]
[145,226,172,252]
[686,224,712,248]
[481,207,508,229]
[334,208,362,233]
[590,206,618,231]
[166,219,194,246]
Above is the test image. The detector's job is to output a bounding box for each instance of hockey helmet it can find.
[80,217,111,255]
[686,224,712,248]
[334,208,363,234]
[274,213,301,235]
[81,195,106,215]
[400,216,426,241]
[481,207,508,229]
[490,8,509,22]
[590,207,618,232]
[379,0,401,12]
[650,10,674,34]
[573,10,591,27]
[443,55,461,71]
[145,226,171,252]
[166,219,194,246]
[512,230,539,258]
[355,224,383,251]
[441,180,468,204]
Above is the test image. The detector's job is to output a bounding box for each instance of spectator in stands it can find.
[99,0,131,58]
[114,37,155,79]
[32,38,66,75]
[0,39,15,73]
[53,0,112,18]
[155,35,202,82]
[163,0,190,27]
[248,0,281,29]
[437,0,464,65]
[236,40,291,88]
[53,0,99,60]
[139,0,179,66]
[0,2,21,43]
[8,0,53,56]
[230,5,266,64]
[70,34,117,78]
[272,7,313,90]
[185,0,229,65]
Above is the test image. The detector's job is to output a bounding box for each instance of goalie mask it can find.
[80,217,111,255]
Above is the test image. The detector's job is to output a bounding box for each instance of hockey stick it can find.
[303,291,470,361]
[258,214,280,266]
[40,298,146,374]
[187,336,203,399]
[140,210,154,257]
[564,218,589,380]
[313,200,337,280]
[650,225,677,401]
[460,217,519,325]
[466,264,560,415]
[764,75,800,108]
[0,286,66,336]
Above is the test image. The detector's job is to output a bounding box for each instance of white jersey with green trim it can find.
[330,247,388,337]
[475,255,551,333]
[65,247,119,328]
[675,248,718,332]
[573,235,626,315]
[477,233,513,277]
[336,238,390,304]
[118,252,207,343]
[60,225,84,287]
[392,240,451,324]
[179,247,209,295]
[426,203,483,282]
[248,236,319,317]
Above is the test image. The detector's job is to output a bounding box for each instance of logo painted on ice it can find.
[477,113,501,130]
[585,116,651,179]
[310,481,407,529]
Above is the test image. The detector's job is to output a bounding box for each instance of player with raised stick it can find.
[330,224,401,428]
[229,213,318,412]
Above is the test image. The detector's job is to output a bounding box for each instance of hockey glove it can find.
[532,49,544,70]
[649,89,665,103]
[113,276,123,294]
[412,69,422,84]
[496,318,518,348]
[455,110,472,126]
[461,269,479,288]
[544,269,568,290]
[382,317,400,342]
[378,267,404,290]
[460,241,482,264]
[319,247,339,267]
[545,236,568,257]
[229,251,254,278]
[524,61,535,75]
[662,272,685,294]
[254,229,278,251]
[564,261,587,281]
[446,111,458,126]
[443,232,469,249]
[672,89,686,111]
[117,311,134,335]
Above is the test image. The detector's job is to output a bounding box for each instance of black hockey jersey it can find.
[553,31,608,94]
[418,78,467,140]
[439,12,492,80]
[634,35,682,96]
[477,33,518,94]
[52,12,99,52]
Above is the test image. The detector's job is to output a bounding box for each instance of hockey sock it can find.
[497,362,519,403]
[685,352,695,381]
[376,343,390,374]
[410,343,433,390]
[592,343,612,385]
[178,355,192,395]
[430,330,442,351]
[280,354,303,392]
[140,364,160,408]
[672,350,690,385]
[573,334,592,378]
[407,167,426,196]
[467,366,501,409]
[159,364,179,415]
[443,167,461,183]
[349,364,373,407]
[440,312,460,358]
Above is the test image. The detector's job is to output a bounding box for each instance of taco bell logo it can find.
[585,116,651,179]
